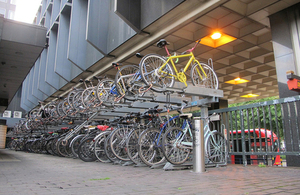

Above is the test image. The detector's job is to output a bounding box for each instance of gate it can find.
[205,95,300,166]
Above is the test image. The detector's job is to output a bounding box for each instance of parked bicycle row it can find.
[9,38,224,168]
[9,102,227,168]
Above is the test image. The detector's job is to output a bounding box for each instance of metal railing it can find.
[200,95,300,166]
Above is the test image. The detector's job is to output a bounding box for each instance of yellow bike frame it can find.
[158,52,206,86]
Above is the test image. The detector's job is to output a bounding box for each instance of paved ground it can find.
[1,149,300,195]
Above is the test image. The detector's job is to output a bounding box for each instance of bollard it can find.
[193,117,205,173]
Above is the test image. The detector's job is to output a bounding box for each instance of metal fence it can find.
[206,95,300,166]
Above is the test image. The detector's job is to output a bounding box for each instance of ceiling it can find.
[97,0,300,104]
[0,17,46,112]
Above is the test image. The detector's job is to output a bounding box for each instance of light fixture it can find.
[211,32,222,40]
[241,94,259,98]
[200,31,236,48]
[225,77,249,85]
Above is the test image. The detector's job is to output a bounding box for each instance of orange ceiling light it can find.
[211,32,222,40]
[241,94,259,98]
[225,77,249,85]
[200,31,236,48]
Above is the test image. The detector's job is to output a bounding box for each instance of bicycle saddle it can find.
[179,113,193,119]
[156,39,169,48]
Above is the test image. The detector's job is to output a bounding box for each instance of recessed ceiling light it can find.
[241,94,259,98]
[211,32,222,40]
[200,31,236,48]
[225,77,249,85]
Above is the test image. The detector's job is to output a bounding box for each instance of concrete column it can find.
[269,3,300,98]
[269,3,300,167]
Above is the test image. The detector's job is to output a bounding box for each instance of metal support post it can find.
[193,116,205,173]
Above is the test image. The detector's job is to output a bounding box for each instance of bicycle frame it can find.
[116,72,142,94]
[175,119,193,148]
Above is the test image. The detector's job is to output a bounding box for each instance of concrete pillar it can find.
[269,3,300,167]
[269,3,300,98]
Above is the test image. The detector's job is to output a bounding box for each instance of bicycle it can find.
[137,109,181,167]
[114,63,148,101]
[139,39,218,92]
[162,112,227,165]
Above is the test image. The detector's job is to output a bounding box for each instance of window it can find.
[8,10,14,19]
[10,0,17,5]
[0,8,6,16]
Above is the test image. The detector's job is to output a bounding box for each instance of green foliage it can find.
[228,96,284,138]
[229,96,279,108]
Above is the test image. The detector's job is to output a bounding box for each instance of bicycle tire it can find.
[67,89,83,108]
[139,54,175,92]
[190,63,219,89]
[96,79,115,103]
[52,137,63,156]
[138,128,165,167]
[94,131,111,163]
[162,127,192,165]
[104,131,117,162]
[81,87,99,109]
[56,101,65,117]
[78,137,97,162]
[115,65,144,101]
[206,131,227,164]
[45,138,55,155]
[56,138,70,157]
[126,127,144,165]
[70,134,85,158]
[109,126,131,161]
[72,91,85,111]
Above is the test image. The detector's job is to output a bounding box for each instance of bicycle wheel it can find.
[139,54,175,92]
[72,91,84,111]
[70,134,85,158]
[45,138,55,155]
[206,131,227,164]
[67,89,83,108]
[94,131,111,163]
[115,65,144,101]
[51,137,63,156]
[126,127,144,165]
[162,127,192,165]
[78,137,97,162]
[191,63,218,89]
[96,79,115,103]
[81,87,99,109]
[109,126,131,161]
[138,128,165,167]
[56,138,68,157]
[56,101,65,117]
[104,132,117,162]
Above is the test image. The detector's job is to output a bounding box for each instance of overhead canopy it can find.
[0,16,47,112]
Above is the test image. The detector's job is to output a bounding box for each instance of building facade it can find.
[0,0,16,20]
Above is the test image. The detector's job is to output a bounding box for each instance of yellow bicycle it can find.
[139,39,218,92]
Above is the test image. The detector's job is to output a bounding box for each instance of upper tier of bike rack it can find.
[92,82,223,120]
